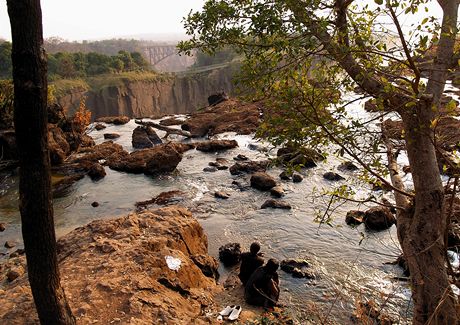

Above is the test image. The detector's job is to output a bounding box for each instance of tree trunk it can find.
[398,103,458,324]
[7,1,75,324]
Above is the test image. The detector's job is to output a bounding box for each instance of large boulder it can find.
[250,172,277,191]
[229,160,269,175]
[195,139,238,152]
[72,141,125,164]
[107,143,182,175]
[132,126,162,149]
[95,116,130,125]
[277,146,324,168]
[208,92,229,106]
[181,99,261,137]
[363,206,396,231]
[218,242,241,267]
[0,206,220,324]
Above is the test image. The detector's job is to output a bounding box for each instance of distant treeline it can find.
[0,41,150,79]
[193,47,239,68]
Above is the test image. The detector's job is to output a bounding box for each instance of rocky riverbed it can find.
[2,94,460,324]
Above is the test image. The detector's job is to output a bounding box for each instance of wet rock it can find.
[9,248,25,258]
[195,140,238,152]
[108,144,182,175]
[95,116,130,125]
[292,174,303,183]
[209,161,228,170]
[345,210,365,226]
[261,199,292,210]
[231,180,250,191]
[338,161,358,172]
[144,148,182,175]
[52,174,85,198]
[386,254,410,277]
[270,186,285,198]
[159,117,184,126]
[91,202,99,208]
[208,92,228,106]
[218,243,241,267]
[233,154,249,161]
[229,160,269,175]
[0,223,5,232]
[72,141,125,163]
[167,142,196,154]
[277,146,324,168]
[363,207,396,231]
[132,126,162,149]
[7,266,24,282]
[323,172,345,181]
[48,124,71,165]
[4,241,15,249]
[250,172,277,191]
[182,99,261,137]
[280,259,315,279]
[214,191,230,199]
[203,166,218,173]
[103,133,120,140]
[94,123,106,131]
[279,171,292,180]
[135,191,186,209]
[87,163,106,181]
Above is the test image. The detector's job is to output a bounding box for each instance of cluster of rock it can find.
[0,206,221,324]
[218,243,315,279]
[345,206,396,231]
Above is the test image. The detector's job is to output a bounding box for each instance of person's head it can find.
[265,258,279,273]
[250,242,261,255]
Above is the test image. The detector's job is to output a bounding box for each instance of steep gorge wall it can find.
[56,66,236,119]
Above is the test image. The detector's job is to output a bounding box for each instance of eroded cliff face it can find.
[56,66,236,119]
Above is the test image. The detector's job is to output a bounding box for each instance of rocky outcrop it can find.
[195,140,238,152]
[95,116,130,125]
[107,143,182,175]
[181,99,261,137]
[229,160,269,175]
[56,66,236,119]
[132,126,162,149]
[0,206,220,324]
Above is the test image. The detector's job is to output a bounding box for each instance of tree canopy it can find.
[180,0,460,323]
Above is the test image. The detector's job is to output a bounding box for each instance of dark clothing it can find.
[244,266,280,308]
[238,252,264,285]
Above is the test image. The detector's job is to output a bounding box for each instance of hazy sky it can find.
[0,0,445,42]
[0,0,205,41]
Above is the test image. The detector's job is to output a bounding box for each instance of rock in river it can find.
[218,242,241,267]
[132,126,162,149]
[261,199,292,210]
[250,172,277,191]
[363,206,396,231]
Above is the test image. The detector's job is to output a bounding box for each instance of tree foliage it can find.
[0,40,150,79]
[180,0,460,323]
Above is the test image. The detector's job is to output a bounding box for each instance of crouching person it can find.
[238,242,264,285]
[244,258,280,308]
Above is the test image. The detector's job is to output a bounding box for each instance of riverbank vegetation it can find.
[0,40,150,80]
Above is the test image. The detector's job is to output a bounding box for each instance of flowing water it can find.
[0,116,414,324]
